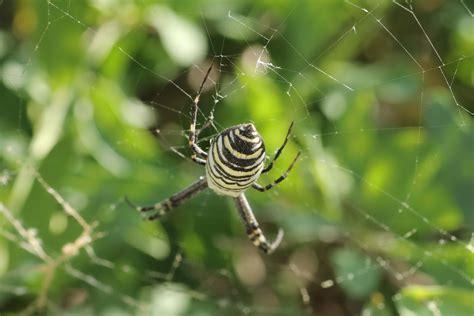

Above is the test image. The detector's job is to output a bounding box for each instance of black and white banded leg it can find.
[252,151,301,192]
[126,177,208,221]
[262,121,295,174]
[188,65,214,166]
[234,194,284,254]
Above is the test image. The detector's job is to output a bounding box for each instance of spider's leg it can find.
[262,121,294,174]
[234,193,284,254]
[253,151,301,192]
[192,157,207,166]
[126,177,208,220]
[189,65,213,164]
[196,110,216,137]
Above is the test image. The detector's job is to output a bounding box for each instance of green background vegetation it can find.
[0,0,473,315]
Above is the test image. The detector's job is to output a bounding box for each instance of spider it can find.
[127,66,300,254]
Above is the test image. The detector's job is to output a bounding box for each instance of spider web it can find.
[0,0,473,315]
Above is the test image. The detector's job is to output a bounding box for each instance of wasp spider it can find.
[127,66,300,254]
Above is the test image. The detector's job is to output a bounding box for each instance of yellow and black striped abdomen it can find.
[206,123,265,197]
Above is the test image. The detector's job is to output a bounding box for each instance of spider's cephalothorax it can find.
[206,123,265,197]
[127,65,300,254]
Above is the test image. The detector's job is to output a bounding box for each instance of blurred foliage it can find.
[0,0,473,315]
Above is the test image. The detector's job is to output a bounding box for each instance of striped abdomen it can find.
[206,123,265,197]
